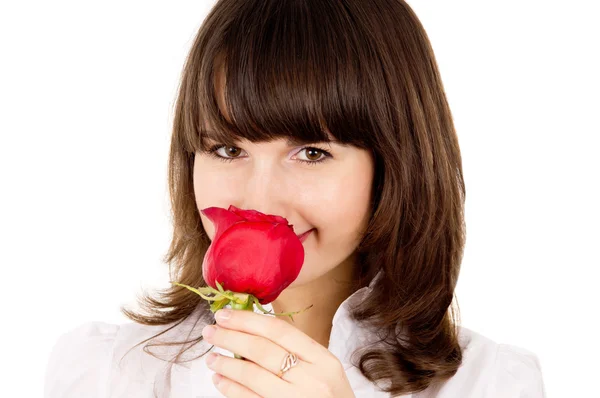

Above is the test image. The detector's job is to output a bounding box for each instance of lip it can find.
[297,229,314,243]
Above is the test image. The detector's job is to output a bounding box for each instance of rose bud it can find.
[171,205,314,359]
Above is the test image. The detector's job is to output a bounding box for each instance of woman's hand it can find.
[201,308,356,398]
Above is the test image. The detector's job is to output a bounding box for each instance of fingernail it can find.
[212,372,223,386]
[216,309,231,320]
[202,325,216,338]
[206,353,218,366]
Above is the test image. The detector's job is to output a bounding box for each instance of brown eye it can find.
[223,146,242,157]
[204,144,246,163]
[305,148,322,161]
[295,146,332,165]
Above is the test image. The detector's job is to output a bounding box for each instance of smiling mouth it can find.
[296,229,315,243]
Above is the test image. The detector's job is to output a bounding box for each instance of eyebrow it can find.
[202,130,344,147]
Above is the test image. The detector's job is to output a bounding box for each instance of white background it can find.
[1,1,598,396]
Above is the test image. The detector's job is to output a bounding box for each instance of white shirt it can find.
[44,280,547,398]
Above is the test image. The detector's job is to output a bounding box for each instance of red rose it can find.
[201,205,305,304]
[171,205,312,320]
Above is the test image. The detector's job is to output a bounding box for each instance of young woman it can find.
[45,1,546,397]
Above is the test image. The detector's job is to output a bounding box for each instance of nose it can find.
[238,163,291,220]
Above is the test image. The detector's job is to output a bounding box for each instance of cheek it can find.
[193,160,234,239]
[308,170,373,241]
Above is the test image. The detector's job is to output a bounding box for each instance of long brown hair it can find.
[120,0,466,396]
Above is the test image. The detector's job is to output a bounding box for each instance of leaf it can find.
[215,280,225,294]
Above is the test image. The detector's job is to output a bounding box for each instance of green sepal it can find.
[171,281,314,323]
[252,296,274,315]
[210,298,230,312]
[170,281,237,302]
[232,292,250,305]
[231,293,253,310]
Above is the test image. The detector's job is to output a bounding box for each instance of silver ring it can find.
[276,352,299,378]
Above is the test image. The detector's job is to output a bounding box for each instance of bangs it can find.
[180,0,379,153]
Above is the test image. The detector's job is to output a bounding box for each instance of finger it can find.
[212,372,263,398]
[207,353,293,398]
[214,308,330,363]
[203,324,307,380]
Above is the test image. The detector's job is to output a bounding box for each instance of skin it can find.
[202,308,359,397]
[193,67,375,350]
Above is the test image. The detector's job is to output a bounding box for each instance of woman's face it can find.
[193,77,375,289]
[193,133,374,288]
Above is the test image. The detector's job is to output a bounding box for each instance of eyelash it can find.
[204,144,333,166]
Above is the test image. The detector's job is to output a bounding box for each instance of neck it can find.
[269,257,356,348]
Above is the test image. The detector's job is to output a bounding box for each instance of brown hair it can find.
[120,0,466,396]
